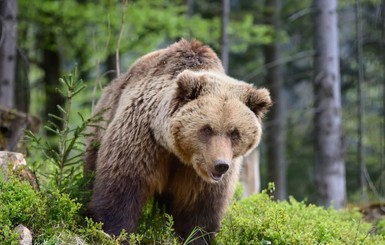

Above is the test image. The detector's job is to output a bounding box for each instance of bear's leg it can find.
[171,189,227,245]
[87,110,164,237]
[89,176,150,236]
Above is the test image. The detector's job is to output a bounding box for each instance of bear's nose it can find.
[214,160,230,174]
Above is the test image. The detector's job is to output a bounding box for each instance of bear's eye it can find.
[199,125,213,140]
[229,129,240,143]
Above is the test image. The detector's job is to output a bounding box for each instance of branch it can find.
[116,0,128,77]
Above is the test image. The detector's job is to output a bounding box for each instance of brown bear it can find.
[85,39,271,244]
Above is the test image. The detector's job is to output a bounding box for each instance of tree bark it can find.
[241,149,260,196]
[220,0,229,73]
[186,0,194,39]
[15,49,30,113]
[41,31,63,133]
[354,0,367,202]
[263,0,286,201]
[312,0,346,209]
[0,0,17,108]
[187,0,194,18]
[106,53,116,82]
[381,0,385,198]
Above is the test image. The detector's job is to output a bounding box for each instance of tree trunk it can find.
[220,0,229,73]
[0,0,17,108]
[106,53,116,82]
[312,0,346,209]
[263,0,286,200]
[241,149,260,196]
[15,49,30,113]
[381,0,385,198]
[187,0,194,18]
[41,31,63,133]
[354,0,367,202]
[186,0,194,39]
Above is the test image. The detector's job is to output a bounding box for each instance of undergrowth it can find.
[2,173,384,244]
[0,174,130,244]
[215,188,385,244]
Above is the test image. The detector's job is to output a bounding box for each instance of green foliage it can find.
[215,190,385,244]
[232,182,244,202]
[25,67,104,205]
[130,200,179,244]
[0,173,131,244]
[0,175,79,243]
[377,218,385,236]
[3,173,384,244]
[0,174,180,244]
[228,15,273,52]
[18,0,276,81]
[132,201,214,245]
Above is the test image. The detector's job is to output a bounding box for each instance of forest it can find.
[0,0,385,244]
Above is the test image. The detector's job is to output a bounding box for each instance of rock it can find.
[14,224,32,245]
[0,151,38,190]
[0,151,26,174]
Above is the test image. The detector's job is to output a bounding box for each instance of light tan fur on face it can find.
[206,136,233,166]
[168,70,270,183]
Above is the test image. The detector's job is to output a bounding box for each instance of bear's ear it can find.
[175,70,207,103]
[245,87,272,118]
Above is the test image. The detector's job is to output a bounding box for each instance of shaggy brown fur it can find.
[85,39,271,244]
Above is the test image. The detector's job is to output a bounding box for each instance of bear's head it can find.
[170,70,272,183]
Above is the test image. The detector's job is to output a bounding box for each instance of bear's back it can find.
[126,39,224,84]
[103,39,224,115]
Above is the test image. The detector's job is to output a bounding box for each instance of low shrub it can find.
[0,174,126,244]
[0,173,179,244]
[0,175,77,244]
[377,218,385,236]
[2,171,385,244]
[215,190,385,244]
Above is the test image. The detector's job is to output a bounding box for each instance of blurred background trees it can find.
[0,0,384,208]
